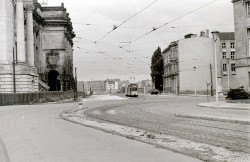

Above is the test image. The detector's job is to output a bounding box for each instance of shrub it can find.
[227,86,249,100]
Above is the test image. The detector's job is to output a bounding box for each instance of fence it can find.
[0,91,86,106]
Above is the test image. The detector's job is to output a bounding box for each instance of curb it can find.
[196,103,250,111]
[176,114,250,125]
[59,109,217,162]
[0,136,10,162]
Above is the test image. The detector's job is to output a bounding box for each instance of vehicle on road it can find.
[125,84,138,97]
[150,89,159,95]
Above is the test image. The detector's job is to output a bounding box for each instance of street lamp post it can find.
[193,66,197,95]
[211,31,219,105]
[226,58,230,91]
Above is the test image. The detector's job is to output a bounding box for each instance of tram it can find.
[125,84,138,97]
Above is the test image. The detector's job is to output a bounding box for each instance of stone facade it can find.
[232,0,250,92]
[215,32,237,93]
[162,41,179,94]
[163,32,216,95]
[162,31,240,95]
[0,0,75,93]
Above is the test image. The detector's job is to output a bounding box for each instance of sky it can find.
[39,0,234,82]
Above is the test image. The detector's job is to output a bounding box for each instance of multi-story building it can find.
[0,0,75,93]
[105,80,119,93]
[163,31,215,95]
[137,79,152,93]
[215,32,237,93]
[162,41,179,94]
[78,81,106,94]
[232,0,250,92]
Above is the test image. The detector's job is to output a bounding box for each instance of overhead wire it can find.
[95,0,160,43]
[132,0,220,42]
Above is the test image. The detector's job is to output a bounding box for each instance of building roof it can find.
[162,41,178,54]
[217,32,235,40]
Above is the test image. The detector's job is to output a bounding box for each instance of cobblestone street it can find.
[75,95,250,161]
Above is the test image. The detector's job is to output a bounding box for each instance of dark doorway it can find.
[48,70,61,91]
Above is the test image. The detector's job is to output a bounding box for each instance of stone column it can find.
[26,4,35,67]
[0,0,8,64]
[16,0,26,63]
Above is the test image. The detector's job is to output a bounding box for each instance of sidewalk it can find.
[190,102,250,125]
[197,101,250,110]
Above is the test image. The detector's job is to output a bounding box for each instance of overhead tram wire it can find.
[94,0,160,43]
[132,0,220,42]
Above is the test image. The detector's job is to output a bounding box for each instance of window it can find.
[230,42,235,48]
[222,52,226,59]
[223,64,227,71]
[222,43,226,48]
[231,63,236,71]
[247,2,250,16]
[231,52,235,59]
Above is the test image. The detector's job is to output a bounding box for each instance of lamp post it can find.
[226,58,230,91]
[193,66,197,95]
[211,31,219,105]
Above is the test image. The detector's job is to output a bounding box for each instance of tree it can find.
[150,47,164,91]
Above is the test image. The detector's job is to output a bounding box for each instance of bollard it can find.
[79,101,82,109]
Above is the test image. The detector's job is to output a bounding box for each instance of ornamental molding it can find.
[46,50,60,69]
[26,4,35,12]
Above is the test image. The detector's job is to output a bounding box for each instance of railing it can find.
[0,91,86,106]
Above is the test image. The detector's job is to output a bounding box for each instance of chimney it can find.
[206,29,209,38]
[61,3,64,7]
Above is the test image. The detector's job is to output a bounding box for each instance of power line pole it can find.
[212,31,219,105]
[210,64,213,96]
[13,47,16,93]
[74,67,78,101]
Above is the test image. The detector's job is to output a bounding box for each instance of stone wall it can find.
[178,37,214,92]
[233,0,250,91]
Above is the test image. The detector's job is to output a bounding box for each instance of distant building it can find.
[105,80,118,93]
[232,0,250,92]
[78,81,106,94]
[137,79,152,93]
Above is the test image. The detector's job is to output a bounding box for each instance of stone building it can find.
[214,32,237,93]
[0,0,75,93]
[163,31,215,95]
[162,41,179,94]
[232,0,250,92]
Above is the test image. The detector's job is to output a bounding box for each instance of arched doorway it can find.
[48,70,61,91]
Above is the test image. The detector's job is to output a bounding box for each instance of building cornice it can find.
[232,0,250,3]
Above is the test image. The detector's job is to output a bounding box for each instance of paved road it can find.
[0,100,201,162]
[85,95,250,154]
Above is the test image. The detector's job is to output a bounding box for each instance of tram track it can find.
[81,98,250,153]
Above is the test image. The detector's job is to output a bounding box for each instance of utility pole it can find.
[210,64,213,96]
[74,67,78,101]
[193,66,197,95]
[226,58,230,91]
[13,47,16,93]
[212,31,219,105]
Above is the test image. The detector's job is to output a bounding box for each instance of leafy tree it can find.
[150,47,164,91]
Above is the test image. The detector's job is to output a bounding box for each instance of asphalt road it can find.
[0,99,201,162]
[84,95,250,154]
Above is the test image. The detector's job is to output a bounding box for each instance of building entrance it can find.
[48,70,61,91]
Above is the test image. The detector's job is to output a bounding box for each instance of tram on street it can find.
[125,84,138,97]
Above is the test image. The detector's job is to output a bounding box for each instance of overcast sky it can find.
[39,0,234,82]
